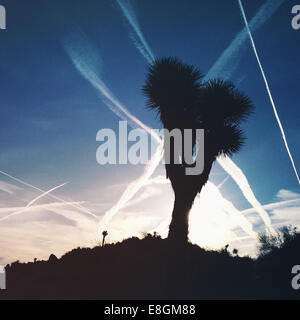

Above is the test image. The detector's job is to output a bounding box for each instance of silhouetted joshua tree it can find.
[143,57,254,243]
[102,230,108,247]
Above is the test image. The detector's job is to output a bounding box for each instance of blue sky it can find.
[0,0,299,264]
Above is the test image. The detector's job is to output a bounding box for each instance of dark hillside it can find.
[1,230,300,300]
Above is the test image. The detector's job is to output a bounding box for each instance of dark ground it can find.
[0,233,300,300]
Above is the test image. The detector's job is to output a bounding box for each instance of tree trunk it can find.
[168,188,198,242]
[167,156,214,243]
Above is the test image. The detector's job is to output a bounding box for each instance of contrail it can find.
[0,201,85,214]
[202,0,284,232]
[204,0,285,81]
[64,0,282,230]
[148,176,256,239]
[241,197,300,215]
[218,156,274,233]
[0,182,68,222]
[115,0,155,64]
[217,176,229,189]
[63,32,160,143]
[205,181,256,238]
[102,141,164,225]
[0,180,22,195]
[114,1,279,231]
[145,174,255,240]
[238,0,300,185]
[63,32,162,225]
[0,201,94,230]
[0,170,99,221]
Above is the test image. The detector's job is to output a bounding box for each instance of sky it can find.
[0,0,299,265]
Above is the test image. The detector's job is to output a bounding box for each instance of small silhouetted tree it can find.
[102,231,108,247]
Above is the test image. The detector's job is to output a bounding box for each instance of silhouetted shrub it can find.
[256,225,300,299]
[258,225,297,257]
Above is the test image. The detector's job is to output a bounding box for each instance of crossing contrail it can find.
[63,31,160,143]
[115,0,155,64]
[63,36,257,234]
[147,177,257,239]
[101,141,164,225]
[0,182,68,222]
[0,170,99,221]
[63,32,162,225]
[63,0,283,231]
[218,156,274,233]
[204,181,256,238]
[113,0,281,231]
[238,0,300,185]
[204,0,285,81]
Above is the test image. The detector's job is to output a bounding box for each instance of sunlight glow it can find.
[189,182,257,249]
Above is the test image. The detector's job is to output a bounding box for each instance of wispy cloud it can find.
[0,170,99,221]
[0,180,22,195]
[242,193,300,216]
[277,189,300,200]
[0,201,85,214]
[0,182,68,222]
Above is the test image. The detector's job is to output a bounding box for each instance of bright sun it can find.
[189,181,255,250]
